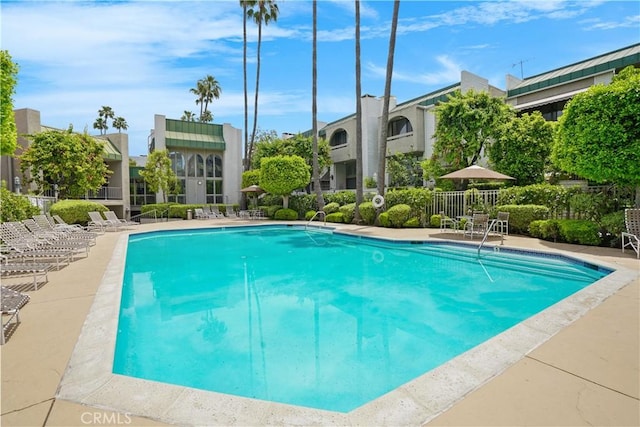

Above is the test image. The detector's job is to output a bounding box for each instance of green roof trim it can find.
[130,166,143,178]
[508,49,640,97]
[102,138,122,161]
[165,119,226,151]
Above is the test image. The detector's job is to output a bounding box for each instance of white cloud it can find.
[365,55,462,86]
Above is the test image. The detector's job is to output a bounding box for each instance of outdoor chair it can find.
[32,215,97,246]
[1,255,52,291]
[496,211,510,235]
[225,207,238,219]
[52,214,104,235]
[204,205,224,219]
[103,211,139,229]
[194,208,210,220]
[463,213,489,239]
[88,211,121,232]
[622,208,640,259]
[439,211,459,233]
[3,221,89,259]
[1,286,30,345]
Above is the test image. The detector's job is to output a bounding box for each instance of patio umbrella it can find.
[440,165,515,180]
[240,184,265,193]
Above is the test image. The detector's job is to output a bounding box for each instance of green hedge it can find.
[50,200,108,226]
[339,203,356,224]
[385,204,411,228]
[323,202,340,214]
[0,186,41,222]
[495,204,550,234]
[325,212,344,223]
[530,219,601,246]
[358,202,376,225]
[274,208,298,220]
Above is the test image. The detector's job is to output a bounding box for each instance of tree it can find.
[259,155,310,209]
[112,117,128,133]
[97,106,115,134]
[311,0,325,211]
[387,152,423,188]
[190,75,221,123]
[20,128,111,199]
[1,50,19,156]
[376,0,400,198]
[354,0,363,222]
[489,111,553,185]
[554,65,640,205]
[431,89,514,178]
[252,133,331,175]
[139,150,179,203]
[181,111,196,121]
[92,117,107,135]
[246,0,279,170]
[240,0,255,171]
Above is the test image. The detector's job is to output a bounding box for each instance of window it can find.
[329,129,347,147]
[206,154,224,203]
[388,116,413,137]
[187,154,204,177]
[170,151,185,177]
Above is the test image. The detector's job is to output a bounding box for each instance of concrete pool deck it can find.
[1,219,638,426]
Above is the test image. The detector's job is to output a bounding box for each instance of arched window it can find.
[169,151,185,177]
[214,155,223,178]
[388,116,413,137]
[206,155,214,178]
[187,154,204,177]
[329,129,348,147]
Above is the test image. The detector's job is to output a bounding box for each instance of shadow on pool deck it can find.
[1,220,638,426]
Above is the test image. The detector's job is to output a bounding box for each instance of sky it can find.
[2,1,639,156]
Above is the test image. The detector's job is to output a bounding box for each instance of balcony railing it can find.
[86,187,122,200]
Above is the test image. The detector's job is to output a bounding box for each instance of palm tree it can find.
[240,0,257,171]
[181,111,196,121]
[190,75,221,122]
[377,0,400,199]
[113,117,128,133]
[93,118,107,135]
[311,0,324,211]
[354,0,363,223]
[246,0,279,170]
[97,106,115,134]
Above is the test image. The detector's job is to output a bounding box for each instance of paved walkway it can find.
[1,220,638,426]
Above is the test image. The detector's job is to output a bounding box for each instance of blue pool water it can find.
[113,226,610,413]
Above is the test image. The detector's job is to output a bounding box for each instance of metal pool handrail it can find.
[305,211,326,229]
[478,219,503,255]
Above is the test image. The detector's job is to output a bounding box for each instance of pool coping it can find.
[56,224,639,426]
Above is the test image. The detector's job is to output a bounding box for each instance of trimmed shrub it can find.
[430,214,442,228]
[386,204,412,228]
[266,205,281,218]
[558,220,601,246]
[358,201,376,225]
[168,204,201,219]
[600,210,625,248]
[497,184,575,218]
[324,191,356,205]
[378,212,391,227]
[339,203,356,224]
[0,186,41,222]
[290,194,316,218]
[325,212,344,223]
[304,210,317,221]
[274,208,298,220]
[323,202,340,214]
[529,219,561,242]
[495,204,550,234]
[404,217,421,228]
[50,199,108,226]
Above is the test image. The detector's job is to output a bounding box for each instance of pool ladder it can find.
[305,211,326,229]
[477,219,504,255]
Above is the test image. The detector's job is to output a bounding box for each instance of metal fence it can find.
[429,190,501,219]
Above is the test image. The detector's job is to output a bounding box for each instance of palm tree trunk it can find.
[354,0,363,223]
[312,0,324,211]
[377,0,400,199]
[248,22,263,170]
[243,2,250,171]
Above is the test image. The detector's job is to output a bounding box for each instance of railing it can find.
[131,209,170,223]
[86,187,122,200]
[305,211,326,228]
[430,190,501,219]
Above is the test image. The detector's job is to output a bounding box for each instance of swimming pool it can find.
[113,226,609,413]
[57,223,635,426]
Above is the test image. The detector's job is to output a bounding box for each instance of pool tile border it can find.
[56,225,638,426]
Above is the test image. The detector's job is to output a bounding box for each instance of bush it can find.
[378,212,391,227]
[0,186,41,222]
[324,191,356,206]
[495,204,550,234]
[404,217,421,228]
[290,194,316,218]
[497,184,575,218]
[274,208,298,220]
[386,204,412,228]
[529,219,561,242]
[358,202,376,225]
[339,203,356,224]
[600,210,625,248]
[50,199,108,226]
[325,212,344,223]
[266,205,281,218]
[430,214,442,228]
[168,204,200,219]
[305,210,317,221]
[385,188,432,221]
[558,220,601,246]
[323,202,340,214]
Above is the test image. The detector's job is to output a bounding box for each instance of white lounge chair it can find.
[103,211,139,228]
[88,211,121,232]
[1,286,30,344]
[622,208,640,259]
